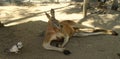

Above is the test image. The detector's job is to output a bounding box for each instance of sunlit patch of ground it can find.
[0,3,120,28]
[0,3,84,26]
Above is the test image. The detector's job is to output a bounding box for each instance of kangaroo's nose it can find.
[112,31,118,36]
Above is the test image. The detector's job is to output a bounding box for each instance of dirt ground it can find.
[0,3,120,59]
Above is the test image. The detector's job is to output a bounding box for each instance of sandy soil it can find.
[0,3,120,59]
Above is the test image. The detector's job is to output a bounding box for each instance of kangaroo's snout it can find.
[111,31,118,36]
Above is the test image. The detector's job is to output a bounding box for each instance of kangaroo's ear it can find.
[45,12,51,20]
[50,9,55,18]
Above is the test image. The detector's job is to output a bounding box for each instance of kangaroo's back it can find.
[60,20,78,36]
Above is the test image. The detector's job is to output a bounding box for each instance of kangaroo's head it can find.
[45,9,63,31]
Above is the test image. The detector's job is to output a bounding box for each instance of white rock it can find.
[9,45,19,53]
[17,41,23,49]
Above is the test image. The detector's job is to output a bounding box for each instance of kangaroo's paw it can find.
[63,50,71,55]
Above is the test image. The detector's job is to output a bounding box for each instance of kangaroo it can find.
[42,9,118,55]
[42,9,79,55]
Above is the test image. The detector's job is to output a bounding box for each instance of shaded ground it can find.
[0,3,120,59]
